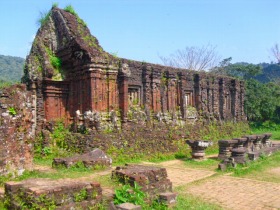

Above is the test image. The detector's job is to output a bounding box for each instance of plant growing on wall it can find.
[64,5,87,27]
[8,107,17,116]
[114,182,146,205]
[45,47,64,81]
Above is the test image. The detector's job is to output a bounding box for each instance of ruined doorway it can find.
[128,86,141,107]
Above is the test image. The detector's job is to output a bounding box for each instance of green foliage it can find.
[245,79,280,122]
[114,182,146,205]
[250,121,280,140]
[0,80,14,89]
[172,194,222,210]
[255,63,280,83]
[210,57,262,79]
[0,55,24,83]
[0,173,13,187]
[50,55,61,70]
[38,10,51,27]
[8,107,17,116]
[45,47,63,81]
[64,5,77,15]
[50,120,69,149]
[52,2,59,8]
[74,188,88,202]
[64,5,87,27]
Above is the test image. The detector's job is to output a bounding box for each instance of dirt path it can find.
[157,159,280,210]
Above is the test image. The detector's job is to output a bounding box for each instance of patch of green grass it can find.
[45,47,63,81]
[38,10,51,26]
[224,151,280,182]
[4,165,99,184]
[147,153,177,163]
[172,194,222,210]
[0,81,14,89]
[0,173,13,187]
[0,201,6,210]
[183,158,220,171]
[94,174,119,188]
[64,5,87,27]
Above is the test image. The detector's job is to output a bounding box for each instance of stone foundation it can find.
[4,178,102,209]
[52,148,112,168]
[112,164,172,200]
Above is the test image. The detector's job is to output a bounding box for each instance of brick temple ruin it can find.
[0,6,246,177]
[23,6,246,131]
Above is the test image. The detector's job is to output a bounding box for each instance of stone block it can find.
[159,192,177,206]
[4,178,102,209]
[52,148,112,168]
[112,164,172,200]
[116,203,142,210]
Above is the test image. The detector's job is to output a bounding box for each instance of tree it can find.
[159,44,220,71]
[210,57,262,80]
[245,79,280,122]
[270,43,280,64]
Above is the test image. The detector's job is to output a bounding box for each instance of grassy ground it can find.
[172,193,222,210]
[225,150,280,183]
[181,158,220,171]
[251,128,280,140]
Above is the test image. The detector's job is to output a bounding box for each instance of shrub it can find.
[38,10,51,26]
[114,182,146,205]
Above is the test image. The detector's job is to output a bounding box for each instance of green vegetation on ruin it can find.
[37,10,51,27]
[45,47,64,81]
[64,4,87,27]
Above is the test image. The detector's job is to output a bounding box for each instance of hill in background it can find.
[255,63,280,83]
[0,54,25,83]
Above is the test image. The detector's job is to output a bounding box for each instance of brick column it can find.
[212,77,220,119]
[194,74,202,111]
[142,66,152,109]
[88,64,102,111]
[240,81,246,121]
[118,63,131,122]
[219,78,225,120]
[107,70,118,111]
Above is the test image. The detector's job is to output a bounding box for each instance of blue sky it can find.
[0,0,279,65]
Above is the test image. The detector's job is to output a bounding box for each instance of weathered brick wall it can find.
[0,84,35,175]
[121,59,245,122]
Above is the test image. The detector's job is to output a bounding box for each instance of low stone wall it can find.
[218,133,280,170]
[4,178,102,209]
[53,148,112,168]
[0,84,35,176]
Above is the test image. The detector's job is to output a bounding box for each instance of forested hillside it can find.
[255,63,280,83]
[0,54,25,83]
